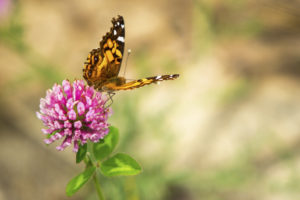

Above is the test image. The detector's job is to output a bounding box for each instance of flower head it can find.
[37,80,111,152]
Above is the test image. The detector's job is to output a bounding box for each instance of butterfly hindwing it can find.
[102,74,179,91]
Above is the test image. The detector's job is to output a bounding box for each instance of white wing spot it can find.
[121,24,125,28]
[117,36,124,42]
[156,75,162,80]
[113,30,117,35]
[117,22,120,26]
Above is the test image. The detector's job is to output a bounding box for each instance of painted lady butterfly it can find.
[83,15,179,93]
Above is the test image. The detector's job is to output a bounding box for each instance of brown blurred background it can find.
[1,0,300,199]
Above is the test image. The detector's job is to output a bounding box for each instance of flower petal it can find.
[68,109,77,120]
[77,102,85,116]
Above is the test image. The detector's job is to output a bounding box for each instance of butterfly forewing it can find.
[83,15,125,89]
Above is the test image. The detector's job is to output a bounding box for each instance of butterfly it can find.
[83,15,179,94]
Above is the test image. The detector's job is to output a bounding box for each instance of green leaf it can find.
[100,153,142,176]
[93,126,119,161]
[66,166,96,196]
[76,143,87,163]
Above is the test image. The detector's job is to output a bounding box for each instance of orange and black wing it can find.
[103,74,180,91]
[83,15,125,89]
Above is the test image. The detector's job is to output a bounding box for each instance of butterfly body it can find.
[83,15,179,92]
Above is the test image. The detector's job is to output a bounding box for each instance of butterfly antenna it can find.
[123,49,131,77]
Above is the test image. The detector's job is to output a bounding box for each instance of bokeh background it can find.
[1,0,300,199]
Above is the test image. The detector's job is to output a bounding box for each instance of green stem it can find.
[85,154,105,200]
[93,172,105,200]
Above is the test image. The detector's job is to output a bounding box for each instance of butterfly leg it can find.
[105,92,116,108]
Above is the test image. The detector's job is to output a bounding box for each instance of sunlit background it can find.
[1,0,300,199]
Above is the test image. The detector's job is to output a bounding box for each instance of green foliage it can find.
[68,126,142,198]
[66,166,96,196]
[100,153,142,176]
[76,143,87,163]
[93,126,119,161]
[0,2,27,53]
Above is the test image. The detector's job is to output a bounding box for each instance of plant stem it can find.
[93,173,105,200]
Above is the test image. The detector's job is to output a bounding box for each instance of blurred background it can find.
[1,0,300,199]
